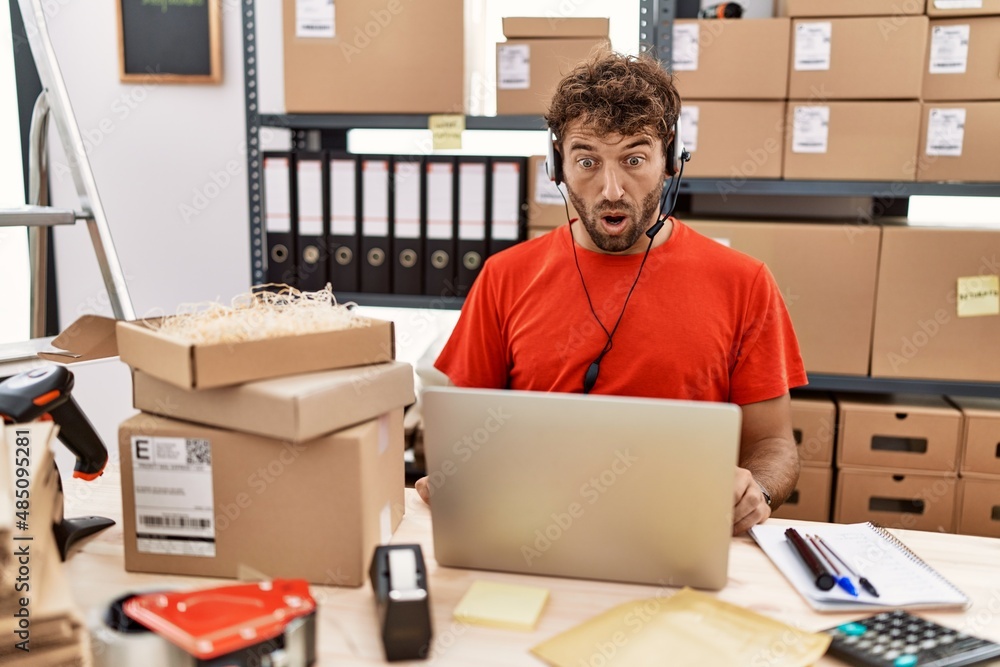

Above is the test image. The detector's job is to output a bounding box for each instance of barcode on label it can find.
[139,514,212,529]
[186,439,211,465]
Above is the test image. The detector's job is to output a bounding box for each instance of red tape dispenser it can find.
[122,579,317,666]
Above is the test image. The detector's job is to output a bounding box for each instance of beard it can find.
[566,182,664,253]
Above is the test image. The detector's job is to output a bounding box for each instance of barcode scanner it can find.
[0,366,109,480]
[0,366,115,559]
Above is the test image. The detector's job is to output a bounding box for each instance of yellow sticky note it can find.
[429,114,464,150]
[957,275,1000,318]
[453,580,549,631]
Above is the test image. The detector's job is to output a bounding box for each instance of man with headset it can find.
[417,51,806,535]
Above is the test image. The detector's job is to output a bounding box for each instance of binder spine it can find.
[263,151,296,288]
[294,151,328,292]
[327,152,360,293]
[456,156,489,297]
[360,155,392,294]
[423,156,458,299]
[391,156,424,295]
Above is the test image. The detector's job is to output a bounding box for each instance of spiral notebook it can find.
[749,522,969,612]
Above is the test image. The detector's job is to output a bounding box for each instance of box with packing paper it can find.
[116,298,395,390]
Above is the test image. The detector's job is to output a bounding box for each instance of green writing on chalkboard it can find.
[142,0,205,13]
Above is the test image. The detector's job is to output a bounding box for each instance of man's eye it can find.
[579,158,595,169]
[627,156,644,167]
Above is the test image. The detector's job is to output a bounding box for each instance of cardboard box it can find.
[836,394,962,473]
[681,101,786,179]
[951,397,1000,476]
[783,102,921,181]
[790,395,837,465]
[780,0,926,16]
[119,410,404,586]
[956,476,1000,538]
[527,155,576,229]
[282,0,464,113]
[835,468,957,532]
[927,0,1000,17]
[685,220,881,375]
[671,19,790,99]
[116,316,395,390]
[771,466,833,522]
[918,103,1000,182]
[501,17,608,38]
[788,17,928,99]
[132,361,415,442]
[870,227,1000,382]
[923,18,1000,101]
[496,18,610,115]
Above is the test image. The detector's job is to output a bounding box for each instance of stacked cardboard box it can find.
[685,220,882,376]
[870,226,1000,384]
[918,14,1000,181]
[115,316,415,586]
[496,18,610,116]
[671,18,789,179]
[282,0,465,113]
[949,397,1000,538]
[772,396,837,522]
[781,4,927,181]
[833,394,962,532]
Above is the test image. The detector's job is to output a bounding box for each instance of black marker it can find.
[785,528,835,591]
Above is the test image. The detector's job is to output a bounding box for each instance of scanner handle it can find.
[0,367,108,480]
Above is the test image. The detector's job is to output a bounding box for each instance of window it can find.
[0,1,30,344]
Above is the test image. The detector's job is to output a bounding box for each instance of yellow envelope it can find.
[531,588,830,667]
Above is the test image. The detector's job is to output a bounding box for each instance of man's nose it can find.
[601,166,625,201]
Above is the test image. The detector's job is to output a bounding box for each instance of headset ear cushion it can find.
[546,131,563,185]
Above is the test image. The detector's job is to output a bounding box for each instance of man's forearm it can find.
[740,437,800,509]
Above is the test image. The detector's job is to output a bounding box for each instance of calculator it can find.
[824,610,1000,667]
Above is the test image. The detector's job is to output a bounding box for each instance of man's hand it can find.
[415,476,431,504]
[732,467,770,535]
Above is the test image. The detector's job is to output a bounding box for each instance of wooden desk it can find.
[66,472,1000,666]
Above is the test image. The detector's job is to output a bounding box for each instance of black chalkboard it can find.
[116,0,221,83]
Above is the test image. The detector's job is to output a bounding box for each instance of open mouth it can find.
[602,215,626,227]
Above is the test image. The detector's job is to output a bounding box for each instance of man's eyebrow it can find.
[568,141,595,152]
[624,138,653,150]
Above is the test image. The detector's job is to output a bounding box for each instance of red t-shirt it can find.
[435,220,807,405]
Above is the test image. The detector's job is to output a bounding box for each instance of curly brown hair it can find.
[544,51,681,155]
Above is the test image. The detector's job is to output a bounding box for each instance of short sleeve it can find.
[729,264,808,405]
[433,261,509,389]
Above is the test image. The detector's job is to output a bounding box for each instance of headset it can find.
[544,113,691,394]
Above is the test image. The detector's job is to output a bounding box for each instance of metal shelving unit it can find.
[240,0,1000,397]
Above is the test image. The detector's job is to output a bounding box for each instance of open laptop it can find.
[422,387,742,590]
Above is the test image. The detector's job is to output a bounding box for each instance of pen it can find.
[814,535,879,598]
[785,528,835,591]
[809,535,859,597]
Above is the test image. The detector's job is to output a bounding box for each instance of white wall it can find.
[44,0,250,324]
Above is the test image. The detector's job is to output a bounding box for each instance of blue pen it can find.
[809,535,859,597]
